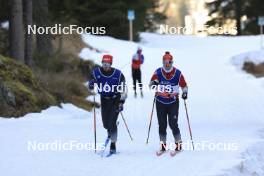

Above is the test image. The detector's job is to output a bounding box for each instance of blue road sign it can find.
[128,10,135,21]
[258,16,264,26]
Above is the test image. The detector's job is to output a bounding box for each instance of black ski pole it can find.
[120,112,133,141]
[146,97,156,144]
[93,94,97,153]
[184,100,195,150]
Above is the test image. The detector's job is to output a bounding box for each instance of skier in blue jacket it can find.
[88,54,127,155]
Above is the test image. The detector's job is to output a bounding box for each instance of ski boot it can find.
[134,91,137,98]
[140,90,143,98]
[156,142,167,156]
[109,142,116,155]
[170,141,182,157]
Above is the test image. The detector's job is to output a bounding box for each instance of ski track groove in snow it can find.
[1,33,264,176]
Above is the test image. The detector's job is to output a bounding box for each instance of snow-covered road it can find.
[1,33,264,176]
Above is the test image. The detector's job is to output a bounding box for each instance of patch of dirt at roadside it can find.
[243,62,264,78]
[52,33,102,57]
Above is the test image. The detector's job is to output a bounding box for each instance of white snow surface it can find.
[0,21,9,29]
[1,33,264,176]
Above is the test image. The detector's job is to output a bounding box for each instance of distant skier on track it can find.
[132,46,144,98]
[149,51,188,156]
[88,54,127,155]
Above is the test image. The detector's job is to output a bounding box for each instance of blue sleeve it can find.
[87,69,95,89]
[141,55,144,64]
[91,68,96,80]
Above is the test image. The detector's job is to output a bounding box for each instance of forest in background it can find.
[0,0,165,117]
[206,0,264,35]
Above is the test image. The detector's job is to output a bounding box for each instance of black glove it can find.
[149,80,159,89]
[88,79,97,90]
[116,103,123,113]
[182,92,188,100]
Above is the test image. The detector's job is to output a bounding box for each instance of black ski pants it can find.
[156,99,181,143]
[101,96,119,142]
[132,68,142,91]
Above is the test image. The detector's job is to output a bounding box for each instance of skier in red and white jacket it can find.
[131,47,144,98]
[149,51,188,155]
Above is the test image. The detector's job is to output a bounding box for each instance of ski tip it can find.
[106,151,119,157]
[99,153,105,158]
[170,150,182,157]
[156,150,167,156]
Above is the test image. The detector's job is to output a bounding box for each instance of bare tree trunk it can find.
[34,0,53,57]
[235,0,242,35]
[57,34,63,54]
[10,0,25,63]
[24,0,33,66]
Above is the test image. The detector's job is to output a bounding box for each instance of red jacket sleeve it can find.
[151,71,158,82]
[179,74,187,88]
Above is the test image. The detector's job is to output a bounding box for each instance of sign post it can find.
[127,10,135,41]
[258,16,264,49]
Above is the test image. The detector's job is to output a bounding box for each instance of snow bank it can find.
[232,50,264,68]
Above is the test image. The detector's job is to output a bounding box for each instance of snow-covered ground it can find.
[1,33,264,176]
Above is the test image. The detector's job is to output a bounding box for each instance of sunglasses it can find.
[102,62,111,67]
[163,60,173,64]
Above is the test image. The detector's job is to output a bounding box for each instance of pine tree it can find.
[58,0,166,40]
[34,0,53,57]
[206,0,245,35]
[206,0,264,35]
[243,0,264,34]
[0,0,9,23]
